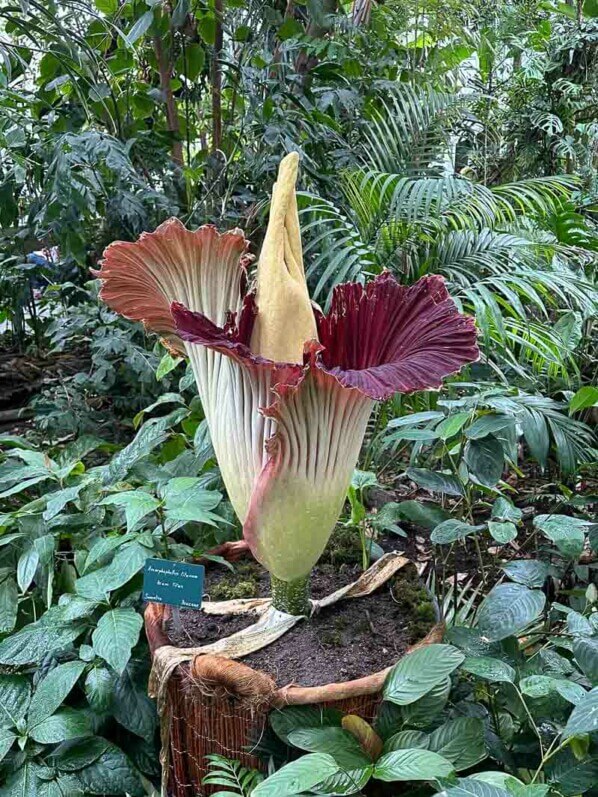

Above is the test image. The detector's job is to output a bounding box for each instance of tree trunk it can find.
[153,33,184,167]
[352,0,372,26]
[211,0,223,153]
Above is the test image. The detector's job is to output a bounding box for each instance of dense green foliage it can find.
[0,0,597,795]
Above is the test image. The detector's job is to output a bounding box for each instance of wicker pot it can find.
[145,542,444,797]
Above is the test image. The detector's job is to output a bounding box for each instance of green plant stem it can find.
[512,685,544,760]
[270,573,311,616]
[531,736,570,784]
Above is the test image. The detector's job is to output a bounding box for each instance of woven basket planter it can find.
[145,542,444,797]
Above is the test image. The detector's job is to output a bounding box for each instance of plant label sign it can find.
[142,558,204,609]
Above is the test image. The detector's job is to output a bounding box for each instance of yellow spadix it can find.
[250,152,318,364]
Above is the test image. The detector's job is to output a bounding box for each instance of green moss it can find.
[209,563,259,600]
[210,579,258,600]
[320,629,344,646]
[391,567,436,643]
[323,525,364,566]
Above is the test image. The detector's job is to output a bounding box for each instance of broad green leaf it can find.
[112,668,157,741]
[0,576,18,633]
[534,514,591,559]
[464,436,504,487]
[287,727,373,794]
[0,435,36,450]
[0,727,16,763]
[384,644,464,705]
[383,730,429,753]
[34,534,55,567]
[488,521,517,544]
[428,717,487,770]
[546,746,598,795]
[436,412,471,440]
[446,626,498,656]
[0,474,51,499]
[28,661,85,727]
[442,778,512,797]
[92,608,143,674]
[314,762,373,795]
[351,470,378,491]
[43,484,85,521]
[161,479,223,528]
[156,354,183,380]
[508,785,550,797]
[554,680,587,705]
[84,667,115,713]
[0,612,86,666]
[370,502,408,536]
[0,762,45,797]
[567,611,594,637]
[270,705,342,744]
[388,411,444,428]
[569,386,598,414]
[387,428,439,441]
[164,490,223,526]
[520,409,549,469]
[0,532,23,547]
[76,542,149,600]
[392,500,450,529]
[477,583,546,641]
[491,497,522,523]
[519,675,560,698]
[132,392,184,427]
[95,0,118,13]
[105,410,187,482]
[461,656,516,683]
[470,773,522,789]
[77,742,145,796]
[125,10,154,45]
[573,636,598,683]
[29,707,92,743]
[83,532,137,573]
[17,546,39,592]
[288,727,371,769]
[465,414,515,440]
[48,736,109,771]
[374,748,454,781]
[431,519,485,544]
[101,490,160,532]
[406,468,464,496]
[399,677,452,727]
[0,675,31,728]
[252,753,340,797]
[502,560,551,588]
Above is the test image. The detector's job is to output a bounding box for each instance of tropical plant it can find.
[93,154,479,615]
[245,516,598,797]
[299,83,598,386]
[0,386,232,795]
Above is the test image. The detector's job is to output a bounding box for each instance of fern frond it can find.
[203,755,264,796]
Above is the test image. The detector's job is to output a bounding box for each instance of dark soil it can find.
[0,348,89,416]
[166,536,436,687]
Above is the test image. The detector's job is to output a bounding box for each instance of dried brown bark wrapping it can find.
[145,544,444,796]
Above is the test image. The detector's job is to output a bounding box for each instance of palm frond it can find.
[298,192,378,303]
[361,83,464,175]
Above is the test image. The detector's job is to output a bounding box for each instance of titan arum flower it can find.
[95,153,479,616]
